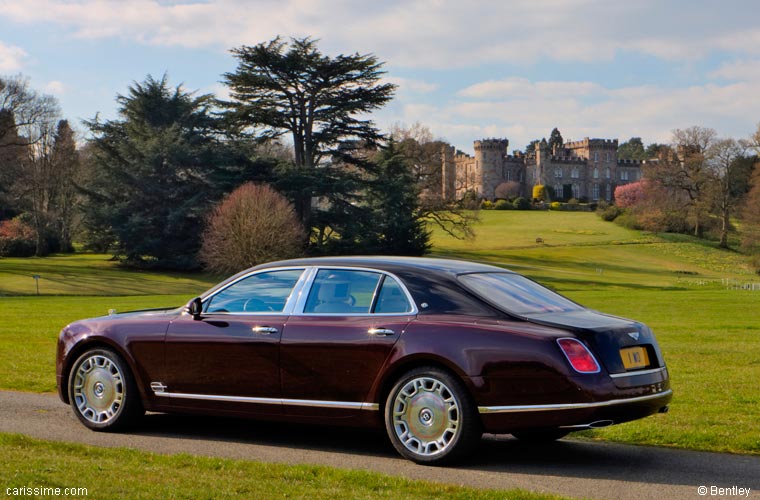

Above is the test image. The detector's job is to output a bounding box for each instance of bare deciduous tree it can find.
[707,138,748,248]
[647,126,718,237]
[200,183,304,274]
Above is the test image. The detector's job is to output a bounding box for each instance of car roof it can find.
[255,256,515,276]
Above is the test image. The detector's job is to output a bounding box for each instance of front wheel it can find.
[384,367,481,465]
[68,348,144,431]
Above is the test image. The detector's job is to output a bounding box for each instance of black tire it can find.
[68,348,144,431]
[511,428,571,443]
[384,367,481,465]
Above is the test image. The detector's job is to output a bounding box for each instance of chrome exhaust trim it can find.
[559,419,614,430]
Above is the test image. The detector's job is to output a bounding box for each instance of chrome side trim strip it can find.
[609,367,667,379]
[152,390,378,411]
[477,389,672,414]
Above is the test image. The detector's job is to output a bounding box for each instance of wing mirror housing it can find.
[187,297,203,320]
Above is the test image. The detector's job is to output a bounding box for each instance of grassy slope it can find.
[0,253,216,296]
[0,434,566,500]
[432,211,760,454]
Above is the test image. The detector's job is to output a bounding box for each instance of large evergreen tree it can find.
[83,75,231,268]
[548,127,563,153]
[364,141,430,255]
[618,137,646,160]
[222,37,396,229]
[50,120,80,251]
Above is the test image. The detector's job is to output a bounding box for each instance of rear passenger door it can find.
[280,268,416,415]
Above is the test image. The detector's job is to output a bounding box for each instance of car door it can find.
[280,268,416,416]
[161,268,306,415]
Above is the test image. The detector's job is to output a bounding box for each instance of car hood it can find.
[85,306,183,322]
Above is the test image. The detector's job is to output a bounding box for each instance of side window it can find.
[374,277,412,314]
[304,269,381,314]
[204,269,304,314]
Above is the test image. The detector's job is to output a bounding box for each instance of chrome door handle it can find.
[368,327,395,336]
[252,326,278,335]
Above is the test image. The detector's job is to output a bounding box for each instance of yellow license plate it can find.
[620,346,650,370]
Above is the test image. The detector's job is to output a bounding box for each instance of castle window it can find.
[592,184,600,201]
[554,184,562,198]
[605,167,611,179]
[572,184,580,199]
[606,184,612,201]
[620,170,629,181]
[506,169,512,182]
[593,167,599,179]
[594,152,599,163]
[571,167,579,179]
[554,168,563,178]
[606,152,611,162]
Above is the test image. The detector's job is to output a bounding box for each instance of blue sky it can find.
[2,0,759,154]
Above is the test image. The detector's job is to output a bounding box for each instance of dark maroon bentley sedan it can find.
[57,256,671,464]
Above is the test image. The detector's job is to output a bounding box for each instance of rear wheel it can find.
[384,367,481,464]
[68,348,144,431]
[511,428,571,443]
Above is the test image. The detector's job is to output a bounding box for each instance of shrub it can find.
[598,204,623,222]
[200,183,305,275]
[550,201,562,211]
[492,199,511,210]
[0,217,36,257]
[615,181,647,208]
[513,197,531,210]
[532,185,547,202]
[480,200,494,210]
[494,181,521,200]
[460,190,480,210]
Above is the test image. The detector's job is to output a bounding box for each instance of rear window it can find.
[457,273,582,316]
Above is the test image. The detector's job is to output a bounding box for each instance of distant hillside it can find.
[429,211,757,291]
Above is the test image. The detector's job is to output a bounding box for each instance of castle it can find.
[440,137,643,202]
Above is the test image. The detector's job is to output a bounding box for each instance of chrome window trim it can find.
[199,266,310,316]
[477,389,672,414]
[152,390,378,411]
[609,366,667,379]
[293,266,419,316]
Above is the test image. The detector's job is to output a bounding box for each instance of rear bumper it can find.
[479,388,673,433]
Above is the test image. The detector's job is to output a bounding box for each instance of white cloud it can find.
[381,77,760,153]
[2,0,759,68]
[384,76,439,94]
[710,59,760,82]
[0,41,27,72]
[44,80,65,95]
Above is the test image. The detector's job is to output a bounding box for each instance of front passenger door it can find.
[162,268,305,414]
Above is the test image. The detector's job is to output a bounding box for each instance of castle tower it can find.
[441,144,456,201]
[474,138,509,198]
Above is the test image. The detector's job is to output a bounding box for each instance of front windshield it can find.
[458,272,583,315]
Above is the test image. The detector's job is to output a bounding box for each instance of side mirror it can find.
[187,297,203,320]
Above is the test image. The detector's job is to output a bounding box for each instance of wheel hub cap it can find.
[392,376,460,457]
[72,354,124,424]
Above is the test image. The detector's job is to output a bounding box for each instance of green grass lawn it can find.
[0,253,216,296]
[1,211,759,457]
[431,211,758,291]
[0,434,566,500]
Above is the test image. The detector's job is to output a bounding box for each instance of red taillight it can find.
[557,338,601,373]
